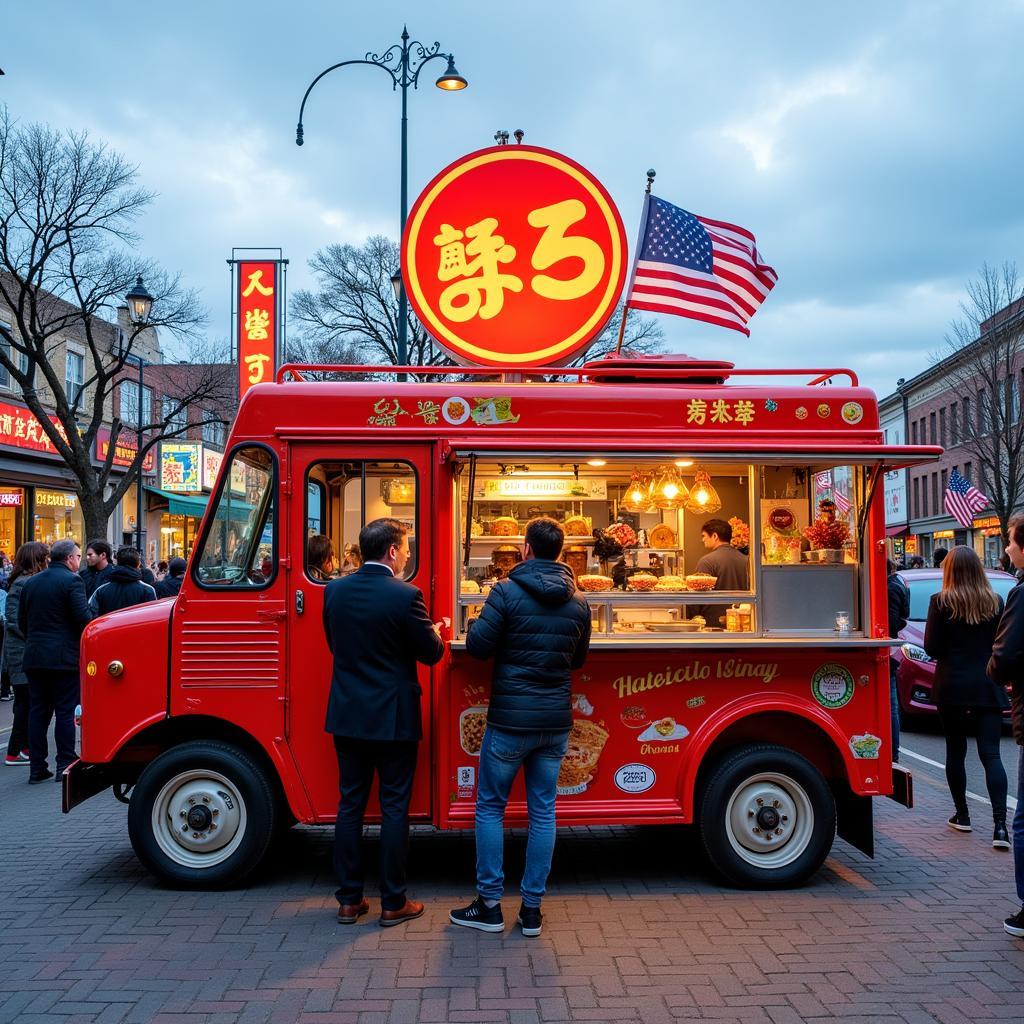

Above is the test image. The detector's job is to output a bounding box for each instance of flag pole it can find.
[615,168,656,355]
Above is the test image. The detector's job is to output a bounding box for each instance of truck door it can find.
[287,445,434,821]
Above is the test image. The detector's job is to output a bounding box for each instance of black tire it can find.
[698,744,835,889]
[128,740,278,888]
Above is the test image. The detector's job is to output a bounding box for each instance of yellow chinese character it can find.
[686,399,707,425]
[241,269,274,298]
[415,401,441,425]
[528,199,605,301]
[710,399,732,424]
[14,416,26,438]
[734,400,755,426]
[244,308,270,341]
[244,353,270,384]
[434,218,523,322]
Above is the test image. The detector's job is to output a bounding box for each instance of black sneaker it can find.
[994,822,1011,850]
[1004,906,1024,937]
[449,897,504,933]
[948,812,972,833]
[28,768,54,785]
[517,903,542,937]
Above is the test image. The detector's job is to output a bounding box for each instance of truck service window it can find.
[194,446,276,588]
[304,461,418,582]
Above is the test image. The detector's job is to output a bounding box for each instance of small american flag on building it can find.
[833,488,852,516]
[944,469,989,528]
[625,195,778,336]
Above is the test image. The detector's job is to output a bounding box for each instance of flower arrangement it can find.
[804,500,850,550]
[728,516,750,549]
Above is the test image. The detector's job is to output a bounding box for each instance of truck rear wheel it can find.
[128,741,278,888]
[698,744,835,888]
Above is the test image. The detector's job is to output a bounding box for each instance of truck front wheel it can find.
[128,741,278,888]
[699,744,836,888]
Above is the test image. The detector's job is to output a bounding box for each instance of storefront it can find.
[145,443,222,563]
[971,516,1004,568]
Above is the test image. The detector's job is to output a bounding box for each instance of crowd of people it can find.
[1,538,182,779]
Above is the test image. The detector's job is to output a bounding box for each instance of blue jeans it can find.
[1014,747,1024,903]
[475,726,569,908]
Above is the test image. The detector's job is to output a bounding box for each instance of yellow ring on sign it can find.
[406,149,624,365]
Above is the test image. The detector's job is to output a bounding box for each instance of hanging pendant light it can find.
[685,467,722,514]
[653,464,689,510]
[621,468,650,513]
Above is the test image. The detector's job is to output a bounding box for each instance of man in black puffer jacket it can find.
[88,546,157,617]
[450,517,590,938]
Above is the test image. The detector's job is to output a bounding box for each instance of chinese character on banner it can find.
[403,145,626,367]
[236,259,280,400]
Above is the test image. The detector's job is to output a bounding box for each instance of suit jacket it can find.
[988,580,1024,743]
[322,563,444,741]
[18,563,92,673]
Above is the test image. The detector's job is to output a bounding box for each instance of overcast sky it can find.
[3,0,1023,398]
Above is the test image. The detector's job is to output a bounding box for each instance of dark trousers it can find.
[27,669,79,775]
[333,736,418,911]
[937,704,1008,820]
[6,683,29,757]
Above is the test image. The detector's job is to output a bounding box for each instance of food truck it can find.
[63,144,940,888]
[65,354,939,888]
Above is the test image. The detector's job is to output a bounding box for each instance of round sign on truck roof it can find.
[403,145,627,367]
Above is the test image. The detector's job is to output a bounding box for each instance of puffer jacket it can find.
[987,578,1024,744]
[88,565,158,617]
[466,559,591,733]
[3,575,29,686]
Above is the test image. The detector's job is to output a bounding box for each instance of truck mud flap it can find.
[835,788,873,859]
[62,760,116,814]
[888,763,914,808]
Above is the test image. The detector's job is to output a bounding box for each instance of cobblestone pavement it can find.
[2,707,1023,1023]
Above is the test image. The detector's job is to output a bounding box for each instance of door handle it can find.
[257,608,287,622]
[295,589,305,615]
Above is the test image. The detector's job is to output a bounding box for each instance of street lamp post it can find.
[125,275,154,557]
[296,27,467,373]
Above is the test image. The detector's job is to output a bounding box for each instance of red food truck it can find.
[64,355,939,889]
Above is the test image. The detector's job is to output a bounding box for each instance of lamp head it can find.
[436,55,467,91]
[125,275,154,325]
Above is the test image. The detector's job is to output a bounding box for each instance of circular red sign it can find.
[768,507,796,532]
[403,145,627,367]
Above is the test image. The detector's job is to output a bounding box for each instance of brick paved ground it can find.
[2,707,1023,1022]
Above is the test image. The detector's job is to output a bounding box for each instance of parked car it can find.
[893,567,1017,720]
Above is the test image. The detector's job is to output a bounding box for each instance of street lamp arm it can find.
[296,59,399,145]
[408,48,451,89]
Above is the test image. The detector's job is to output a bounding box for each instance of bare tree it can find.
[938,261,1024,545]
[290,235,663,377]
[0,108,229,542]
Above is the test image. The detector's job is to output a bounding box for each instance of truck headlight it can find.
[900,643,933,664]
[74,703,83,727]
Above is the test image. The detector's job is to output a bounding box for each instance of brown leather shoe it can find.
[379,899,425,927]
[337,898,369,924]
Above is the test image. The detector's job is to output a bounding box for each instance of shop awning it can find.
[146,487,211,519]
[886,525,909,538]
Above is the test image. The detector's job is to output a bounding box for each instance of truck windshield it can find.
[194,445,275,587]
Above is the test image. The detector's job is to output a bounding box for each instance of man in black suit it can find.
[323,518,445,927]
[18,538,92,783]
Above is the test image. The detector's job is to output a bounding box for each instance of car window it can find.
[907,575,1016,620]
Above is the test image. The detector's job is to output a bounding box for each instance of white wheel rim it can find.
[724,771,815,870]
[150,769,247,870]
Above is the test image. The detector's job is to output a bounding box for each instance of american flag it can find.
[944,468,989,528]
[833,489,852,516]
[625,196,778,335]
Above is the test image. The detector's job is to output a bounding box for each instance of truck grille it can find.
[179,621,282,687]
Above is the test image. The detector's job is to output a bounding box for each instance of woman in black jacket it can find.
[924,545,1008,849]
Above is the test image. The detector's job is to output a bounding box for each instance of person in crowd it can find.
[691,518,749,627]
[924,545,1008,847]
[0,581,8,702]
[3,542,48,766]
[155,557,187,598]
[988,517,1024,937]
[79,539,114,600]
[322,518,445,927]
[308,534,337,582]
[156,560,169,581]
[340,543,362,576]
[18,538,91,783]
[887,559,910,762]
[909,555,925,569]
[933,547,949,568]
[89,546,158,617]
[451,517,591,937]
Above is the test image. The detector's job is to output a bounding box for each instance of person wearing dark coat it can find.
[18,538,92,783]
[79,539,115,600]
[451,517,591,937]
[322,518,444,928]
[3,542,49,766]
[924,546,1008,848]
[887,560,910,762]
[89,546,158,616]
[988,517,1024,937]
[154,556,186,598]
